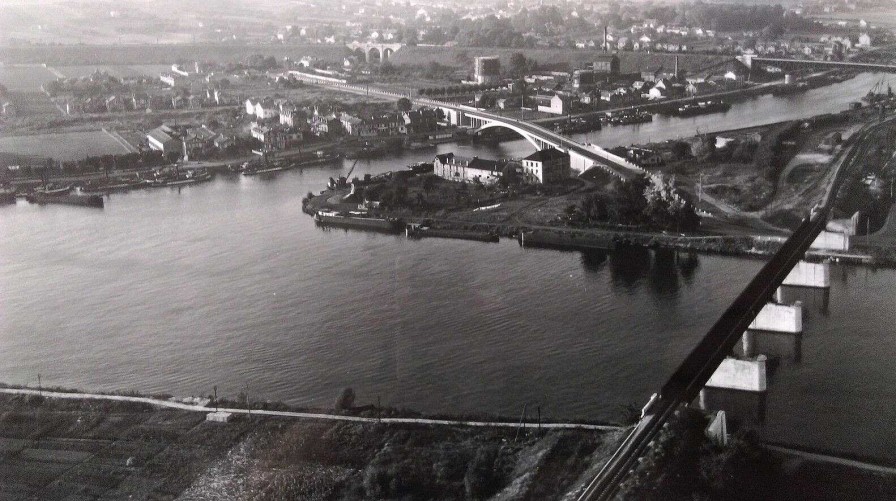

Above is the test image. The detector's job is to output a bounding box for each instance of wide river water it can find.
[1,72,895,460]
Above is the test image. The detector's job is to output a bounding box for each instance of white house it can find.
[521,148,569,184]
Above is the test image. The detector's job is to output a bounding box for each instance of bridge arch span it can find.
[475,120,562,151]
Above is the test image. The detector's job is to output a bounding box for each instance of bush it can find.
[334,387,355,411]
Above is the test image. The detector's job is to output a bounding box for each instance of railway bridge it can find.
[576,119,880,501]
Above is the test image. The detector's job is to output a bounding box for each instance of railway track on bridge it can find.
[577,118,880,501]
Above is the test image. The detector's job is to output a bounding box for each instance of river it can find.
[1,72,895,461]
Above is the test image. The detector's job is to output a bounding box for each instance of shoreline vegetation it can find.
[2,386,893,500]
[0,386,620,500]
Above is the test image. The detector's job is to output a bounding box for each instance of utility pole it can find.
[213,386,218,412]
[537,406,541,435]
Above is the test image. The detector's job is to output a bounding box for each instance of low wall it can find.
[782,261,830,288]
[705,356,768,392]
[749,302,803,333]
[811,230,850,251]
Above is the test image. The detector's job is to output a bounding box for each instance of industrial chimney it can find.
[604,27,608,52]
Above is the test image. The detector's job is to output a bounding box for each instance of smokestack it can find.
[674,56,679,79]
[604,27,608,52]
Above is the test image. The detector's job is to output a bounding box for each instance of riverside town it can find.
[2,0,896,499]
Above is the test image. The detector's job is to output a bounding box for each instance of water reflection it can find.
[609,246,701,296]
[740,330,803,365]
[580,250,609,272]
[776,285,830,316]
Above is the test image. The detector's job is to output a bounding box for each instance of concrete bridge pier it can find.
[749,301,803,333]
[782,261,830,288]
[705,355,768,393]
[742,330,803,363]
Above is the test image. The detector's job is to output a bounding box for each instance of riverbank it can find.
[0,387,620,500]
[303,177,886,266]
[3,387,893,500]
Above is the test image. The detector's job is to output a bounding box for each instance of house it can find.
[310,112,341,136]
[536,94,570,115]
[433,153,505,185]
[255,99,279,120]
[280,107,305,127]
[369,113,403,136]
[686,81,715,96]
[521,148,569,184]
[648,85,668,100]
[572,69,596,90]
[340,114,372,137]
[593,54,620,76]
[146,125,182,156]
[858,33,872,48]
[251,123,299,150]
[401,109,439,135]
[159,73,177,87]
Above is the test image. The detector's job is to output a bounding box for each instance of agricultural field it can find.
[5,91,60,117]
[0,393,616,500]
[0,65,59,92]
[0,130,134,161]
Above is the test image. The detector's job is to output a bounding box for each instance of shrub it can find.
[334,387,356,411]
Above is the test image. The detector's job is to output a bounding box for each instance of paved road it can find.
[0,388,620,431]
[764,444,896,475]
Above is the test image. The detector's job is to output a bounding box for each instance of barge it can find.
[26,193,104,208]
[313,211,403,234]
[406,225,499,243]
[673,100,732,117]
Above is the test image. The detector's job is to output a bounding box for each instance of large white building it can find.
[433,153,506,185]
[521,148,569,184]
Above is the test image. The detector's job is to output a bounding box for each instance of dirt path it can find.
[0,388,621,432]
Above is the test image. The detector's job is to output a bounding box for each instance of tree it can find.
[396,97,412,112]
[334,387,356,410]
[509,52,529,78]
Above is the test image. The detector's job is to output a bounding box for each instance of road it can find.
[764,444,896,476]
[0,388,620,432]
